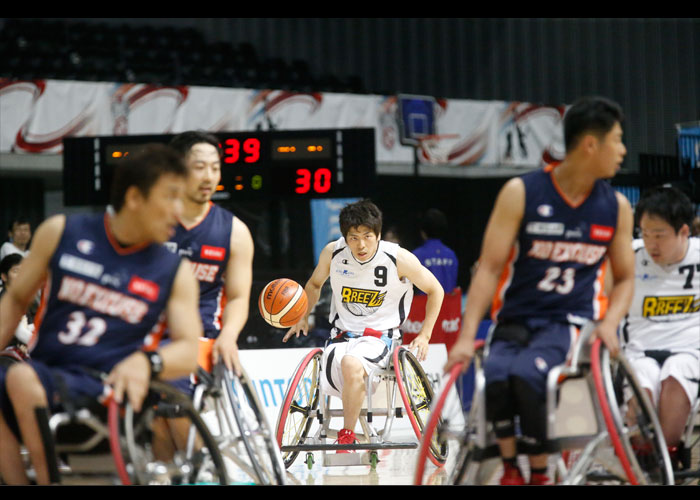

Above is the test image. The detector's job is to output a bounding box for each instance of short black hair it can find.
[635,185,695,233]
[110,143,187,212]
[339,199,383,238]
[564,96,624,152]
[169,130,222,158]
[0,253,23,280]
[420,208,448,239]
[8,216,31,232]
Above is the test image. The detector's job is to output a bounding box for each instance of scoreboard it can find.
[62,128,376,206]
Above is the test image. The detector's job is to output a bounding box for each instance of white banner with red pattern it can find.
[0,78,566,168]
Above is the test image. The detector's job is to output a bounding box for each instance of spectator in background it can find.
[383,225,401,244]
[0,254,32,363]
[412,208,459,293]
[0,254,23,298]
[0,249,39,325]
[0,217,32,261]
[691,215,700,236]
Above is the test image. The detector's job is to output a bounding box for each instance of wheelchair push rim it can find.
[275,348,323,468]
[394,346,447,467]
[590,339,674,485]
[414,361,465,484]
[107,381,230,485]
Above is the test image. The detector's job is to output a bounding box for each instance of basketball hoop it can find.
[416,134,460,165]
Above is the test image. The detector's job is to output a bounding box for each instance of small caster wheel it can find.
[306,452,315,470]
[370,451,379,470]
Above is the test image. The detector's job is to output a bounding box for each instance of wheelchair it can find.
[190,360,287,485]
[36,376,230,485]
[676,392,700,485]
[275,338,446,471]
[28,340,286,485]
[414,322,676,485]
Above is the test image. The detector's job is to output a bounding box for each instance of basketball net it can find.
[416,134,459,165]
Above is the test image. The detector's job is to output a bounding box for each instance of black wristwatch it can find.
[144,351,164,379]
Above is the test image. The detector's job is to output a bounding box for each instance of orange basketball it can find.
[258,278,308,328]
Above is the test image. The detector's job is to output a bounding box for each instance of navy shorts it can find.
[0,360,106,441]
[483,318,575,398]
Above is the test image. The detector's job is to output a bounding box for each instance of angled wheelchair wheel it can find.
[591,340,674,485]
[213,364,287,485]
[108,380,229,485]
[394,347,447,467]
[448,348,501,485]
[275,348,322,468]
[414,362,465,484]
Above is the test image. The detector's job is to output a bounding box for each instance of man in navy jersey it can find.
[445,96,635,485]
[167,130,254,377]
[413,208,459,293]
[0,144,202,485]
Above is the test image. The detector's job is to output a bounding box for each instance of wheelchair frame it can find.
[33,357,287,485]
[36,378,230,485]
[190,362,287,485]
[275,341,444,470]
[414,322,677,485]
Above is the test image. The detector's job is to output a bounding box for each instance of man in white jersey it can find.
[284,199,444,449]
[622,186,699,467]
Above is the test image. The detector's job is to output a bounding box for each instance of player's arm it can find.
[213,216,254,375]
[0,215,64,349]
[445,177,525,373]
[283,242,333,342]
[591,192,635,357]
[396,248,444,361]
[107,259,201,411]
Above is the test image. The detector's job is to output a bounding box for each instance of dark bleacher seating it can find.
[0,19,367,94]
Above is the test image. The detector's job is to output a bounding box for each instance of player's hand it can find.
[106,351,151,412]
[444,337,474,374]
[283,318,308,343]
[213,333,242,377]
[409,333,431,362]
[590,321,620,358]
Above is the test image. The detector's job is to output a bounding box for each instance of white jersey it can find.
[328,238,413,340]
[622,237,700,353]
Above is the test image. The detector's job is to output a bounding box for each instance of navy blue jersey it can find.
[492,165,618,325]
[413,238,459,293]
[167,202,233,337]
[30,213,181,372]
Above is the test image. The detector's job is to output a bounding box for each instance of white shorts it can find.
[320,336,392,399]
[626,349,700,408]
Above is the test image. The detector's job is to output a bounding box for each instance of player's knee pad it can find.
[485,380,516,438]
[511,375,547,454]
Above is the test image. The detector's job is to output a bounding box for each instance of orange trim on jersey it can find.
[490,245,518,320]
[103,213,150,255]
[546,164,593,209]
[177,201,213,231]
[197,337,215,373]
[594,259,609,319]
[29,276,51,351]
[142,317,168,352]
[214,288,228,331]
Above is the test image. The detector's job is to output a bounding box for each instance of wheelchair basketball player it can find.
[446,96,636,485]
[283,199,444,450]
[0,145,202,485]
[621,186,699,469]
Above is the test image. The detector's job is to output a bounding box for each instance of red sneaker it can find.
[500,462,525,485]
[529,473,551,485]
[336,428,357,453]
